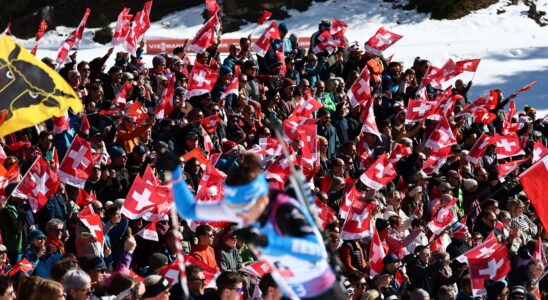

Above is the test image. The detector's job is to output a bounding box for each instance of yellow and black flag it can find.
[0,35,82,137]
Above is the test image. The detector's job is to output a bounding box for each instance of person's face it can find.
[0,283,15,300]
[245,66,257,77]
[199,230,214,246]
[230,46,241,57]
[475,168,488,183]
[189,111,204,123]
[224,235,237,248]
[258,129,271,139]
[352,279,366,298]
[388,193,402,207]
[188,159,201,174]
[419,249,431,264]
[188,271,206,295]
[530,263,544,279]
[300,80,310,93]
[32,236,45,248]
[70,282,92,300]
[332,160,345,176]
[209,105,221,116]
[515,202,525,216]
[113,154,127,167]
[0,248,6,265]
[447,172,461,186]
[470,233,483,246]
[320,113,331,125]
[49,224,64,240]
[111,70,123,83]
[483,215,496,228]
[455,80,465,91]
[70,74,82,86]
[316,83,325,94]
[40,135,54,150]
[225,283,243,300]
[416,155,426,169]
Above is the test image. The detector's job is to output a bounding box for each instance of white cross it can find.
[497,138,516,152]
[463,62,473,69]
[478,258,503,279]
[351,209,369,229]
[436,207,451,223]
[298,100,314,114]
[412,102,432,116]
[475,244,497,259]
[207,118,218,128]
[81,218,102,241]
[375,33,393,47]
[354,78,369,96]
[479,138,491,150]
[374,162,387,179]
[440,100,453,114]
[370,241,384,263]
[193,70,211,87]
[31,172,49,197]
[68,146,90,169]
[133,188,154,210]
[439,129,450,144]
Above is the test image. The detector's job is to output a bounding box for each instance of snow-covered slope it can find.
[19,0,548,114]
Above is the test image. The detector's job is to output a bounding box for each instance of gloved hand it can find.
[235,227,268,247]
[155,147,180,172]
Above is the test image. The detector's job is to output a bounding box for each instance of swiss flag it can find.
[13,157,60,212]
[467,133,495,165]
[155,73,176,119]
[457,236,510,296]
[456,59,481,72]
[160,261,183,288]
[196,162,226,202]
[220,65,240,100]
[201,115,222,135]
[58,136,93,189]
[186,14,220,54]
[122,175,168,220]
[124,1,152,56]
[184,61,219,99]
[340,200,376,240]
[405,99,435,124]
[532,236,547,265]
[427,197,457,234]
[80,114,90,136]
[112,7,133,45]
[240,260,273,278]
[298,123,320,180]
[369,228,386,278]
[423,59,462,88]
[142,164,159,186]
[389,143,412,164]
[428,88,459,121]
[359,153,396,190]
[360,98,382,140]
[184,256,220,288]
[136,220,159,241]
[75,189,96,207]
[314,198,336,230]
[497,158,526,182]
[113,82,132,109]
[127,100,148,124]
[30,19,48,56]
[519,155,548,230]
[420,65,442,90]
[494,133,524,159]
[282,114,317,141]
[205,0,219,16]
[347,68,371,108]
[514,80,537,94]
[340,183,362,219]
[252,138,284,156]
[424,116,457,150]
[423,146,451,175]
[257,10,272,25]
[0,144,6,164]
[456,96,488,117]
[251,22,281,57]
[55,8,90,65]
[473,108,497,124]
[312,19,348,53]
[181,148,209,167]
[292,89,323,119]
[8,258,35,277]
[52,113,70,134]
[364,27,402,55]
[532,140,548,163]
[264,154,295,189]
[78,207,104,245]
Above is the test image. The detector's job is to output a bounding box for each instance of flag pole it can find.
[169,202,190,299]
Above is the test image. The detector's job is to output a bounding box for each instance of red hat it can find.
[222,140,238,154]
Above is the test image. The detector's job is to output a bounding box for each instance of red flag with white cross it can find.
[340,200,376,240]
[13,157,60,212]
[58,135,93,189]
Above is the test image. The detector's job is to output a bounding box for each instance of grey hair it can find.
[438,285,457,300]
[410,288,430,300]
[63,269,91,291]
[46,219,64,234]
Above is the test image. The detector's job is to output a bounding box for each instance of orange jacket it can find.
[115,124,152,153]
[190,244,218,270]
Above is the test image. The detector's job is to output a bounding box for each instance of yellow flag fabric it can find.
[0,35,82,137]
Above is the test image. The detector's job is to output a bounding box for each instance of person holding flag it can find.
[158,150,344,299]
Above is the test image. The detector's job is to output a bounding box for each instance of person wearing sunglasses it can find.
[187,265,207,299]
[0,244,10,276]
[204,271,243,300]
[63,269,93,300]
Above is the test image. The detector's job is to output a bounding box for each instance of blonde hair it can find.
[361,290,380,300]
[507,199,523,218]
[31,279,64,300]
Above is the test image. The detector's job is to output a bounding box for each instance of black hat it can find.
[383,253,401,265]
[375,218,390,233]
[485,280,507,298]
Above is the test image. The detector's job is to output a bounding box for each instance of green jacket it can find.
[0,204,27,253]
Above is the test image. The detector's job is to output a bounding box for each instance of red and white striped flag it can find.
[55,8,90,66]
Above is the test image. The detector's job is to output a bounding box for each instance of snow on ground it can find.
[15,0,548,115]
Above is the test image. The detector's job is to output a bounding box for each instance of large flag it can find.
[12,156,60,212]
[519,155,548,230]
[184,61,219,99]
[125,1,153,55]
[186,14,220,54]
[340,200,375,240]
[0,36,83,137]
